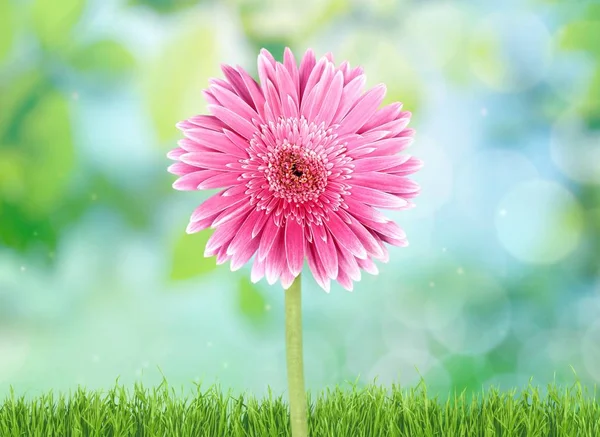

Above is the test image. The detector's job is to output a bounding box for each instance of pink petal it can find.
[350,137,413,157]
[184,115,227,131]
[210,84,260,125]
[344,65,364,85]
[251,256,266,283]
[364,220,407,241]
[209,104,257,139]
[180,152,236,170]
[185,215,215,234]
[352,155,411,172]
[230,235,260,271]
[311,223,338,279]
[387,156,424,175]
[265,229,286,285]
[314,71,344,126]
[343,197,389,223]
[283,47,300,97]
[336,268,354,291]
[238,66,267,120]
[367,137,414,156]
[258,50,277,90]
[211,200,254,228]
[204,211,249,253]
[337,84,387,135]
[349,172,420,194]
[264,79,283,120]
[173,170,218,191]
[251,210,271,238]
[301,57,328,109]
[344,214,385,259]
[221,64,254,108]
[303,62,335,121]
[226,212,258,256]
[167,162,197,176]
[216,245,231,265]
[298,49,317,99]
[377,232,409,247]
[349,186,408,209]
[336,243,361,282]
[197,172,242,190]
[359,103,404,132]
[280,267,296,290]
[306,239,330,292]
[275,62,298,105]
[364,115,411,138]
[260,48,277,66]
[258,217,281,261]
[167,148,186,160]
[325,211,367,259]
[285,218,305,276]
[357,257,379,275]
[191,191,247,223]
[332,74,366,123]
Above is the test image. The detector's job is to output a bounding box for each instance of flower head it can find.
[168,48,422,292]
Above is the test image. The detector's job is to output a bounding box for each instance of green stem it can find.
[285,274,308,437]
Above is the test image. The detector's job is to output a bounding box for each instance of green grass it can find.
[1,379,599,436]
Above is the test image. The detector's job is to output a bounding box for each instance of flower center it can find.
[243,116,353,225]
[264,141,328,203]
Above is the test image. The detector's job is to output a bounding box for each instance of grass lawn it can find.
[1,379,598,436]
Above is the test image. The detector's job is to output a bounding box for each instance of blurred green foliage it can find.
[128,0,199,14]
[0,0,15,62]
[144,23,218,144]
[558,3,600,128]
[68,40,136,75]
[170,229,217,281]
[237,277,268,325]
[0,0,137,256]
[32,0,85,49]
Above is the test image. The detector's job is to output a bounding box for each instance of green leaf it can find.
[143,14,220,144]
[0,0,15,62]
[169,229,217,281]
[237,278,267,324]
[19,90,75,216]
[31,0,85,48]
[67,40,135,75]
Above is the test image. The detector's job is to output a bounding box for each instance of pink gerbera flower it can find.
[168,48,422,292]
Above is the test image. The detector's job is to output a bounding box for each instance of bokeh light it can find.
[495,180,583,264]
[469,12,552,92]
[551,110,600,185]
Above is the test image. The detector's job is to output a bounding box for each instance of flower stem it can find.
[285,274,309,437]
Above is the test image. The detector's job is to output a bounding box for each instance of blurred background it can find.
[1,0,599,399]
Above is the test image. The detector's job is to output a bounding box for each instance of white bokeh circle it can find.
[366,351,449,388]
[550,110,600,185]
[582,319,600,382]
[455,148,539,222]
[469,12,551,92]
[404,2,468,67]
[495,179,583,264]
[429,273,510,355]
[0,330,30,384]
